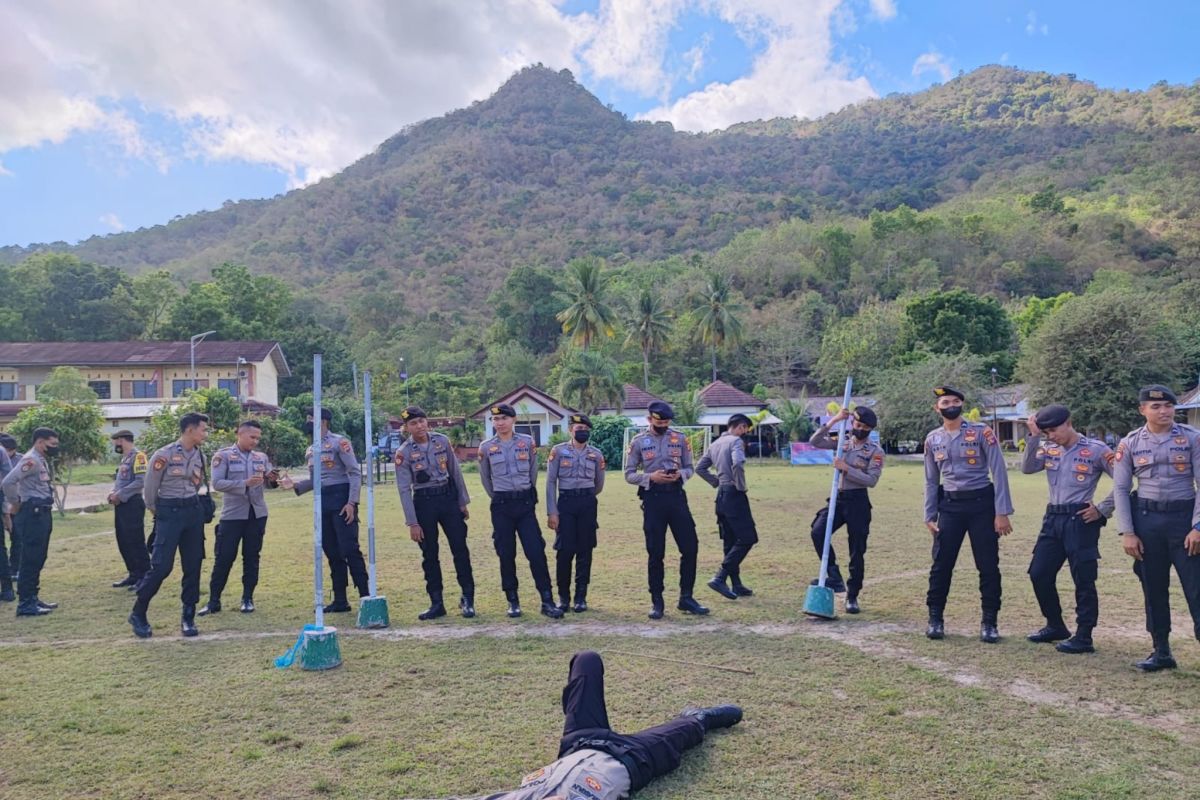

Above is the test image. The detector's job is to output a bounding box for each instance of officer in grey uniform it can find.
[1,427,60,616]
[807,406,885,614]
[923,386,1014,643]
[1021,404,1115,654]
[395,406,475,620]
[1113,385,1200,671]
[0,433,18,602]
[696,414,759,602]
[428,650,742,800]
[624,401,708,619]
[478,403,562,619]
[282,408,370,612]
[108,430,150,589]
[545,413,606,613]
[199,419,278,616]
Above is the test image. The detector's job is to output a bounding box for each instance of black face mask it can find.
[851,428,871,440]
[940,406,963,421]
[114,444,124,454]
[45,445,60,457]
[574,430,591,443]
[304,421,315,436]
[651,423,670,435]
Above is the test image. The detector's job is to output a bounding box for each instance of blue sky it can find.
[2,0,1197,248]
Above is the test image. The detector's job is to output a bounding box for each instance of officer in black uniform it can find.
[696,414,759,601]
[108,430,150,590]
[0,433,19,602]
[624,401,708,619]
[546,413,606,612]
[1,427,60,617]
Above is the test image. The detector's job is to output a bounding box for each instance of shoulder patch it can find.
[872,453,883,465]
[133,452,148,475]
[21,460,33,472]
[1104,450,1116,466]
[153,457,167,471]
[983,426,997,444]
[393,451,404,465]
[212,453,222,467]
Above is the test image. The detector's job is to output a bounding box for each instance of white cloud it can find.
[912,50,952,82]
[868,0,897,21]
[682,34,712,83]
[98,212,124,232]
[999,52,1010,64]
[1025,11,1048,36]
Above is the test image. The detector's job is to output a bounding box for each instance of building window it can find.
[124,380,158,399]
[0,382,17,401]
[515,422,540,445]
[89,381,111,399]
[218,378,239,396]
[171,379,208,397]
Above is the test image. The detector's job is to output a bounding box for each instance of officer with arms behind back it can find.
[1,427,60,617]
[108,430,150,590]
[1021,404,1114,654]
[696,413,760,602]
[922,386,1013,643]
[546,413,606,613]
[1113,385,1200,671]
[624,400,709,620]
[0,433,20,603]
[395,406,476,620]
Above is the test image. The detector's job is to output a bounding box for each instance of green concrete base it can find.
[802,584,837,620]
[357,595,390,629]
[298,626,342,670]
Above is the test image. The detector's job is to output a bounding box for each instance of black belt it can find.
[559,488,595,497]
[1047,502,1089,515]
[837,487,868,496]
[717,486,746,494]
[1136,497,1193,513]
[945,486,993,501]
[24,497,53,509]
[644,483,682,494]
[158,496,200,508]
[414,484,453,497]
[493,489,534,501]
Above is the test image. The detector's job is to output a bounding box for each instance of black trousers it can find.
[558,650,706,792]
[554,493,598,599]
[716,488,758,580]
[415,491,474,598]
[926,488,1002,619]
[1028,508,1101,630]
[114,496,150,580]
[319,483,369,600]
[490,497,552,595]
[1131,506,1200,641]
[136,501,205,608]
[641,489,699,596]
[810,489,872,596]
[1,511,17,585]
[14,501,53,602]
[208,509,267,602]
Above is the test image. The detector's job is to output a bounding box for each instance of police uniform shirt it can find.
[437,748,632,800]
[1021,434,1115,515]
[695,432,748,491]
[294,432,361,502]
[923,421,1014,521]
[545,441,606,515]
[623,428,695,489]
[142,440,204,513]
[212,444,273,520]
[1112,423,1200,534]
[394,431,471,526]
[0,447,12,481]
[479,432,539,496]
[112,447,148,503]
[1,449,53,504]
[809,424,885,490]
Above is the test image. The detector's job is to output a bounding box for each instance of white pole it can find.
[817,376,854,587]
[313,354,324,629]
[364,371,377,597]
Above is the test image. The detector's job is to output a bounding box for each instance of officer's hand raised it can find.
[409,523,424,543]
[1122,533,1143,560]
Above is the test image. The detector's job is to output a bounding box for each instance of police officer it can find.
[696,413,758,602]
[280,408,369,612]
[624,400,709,619]
[394,406,475,620]
[128,412,210,638]
[478,403,562,619]
[0,433,18,602]
[1,427,60,617]
[546,413,606,613]
[923,386,1013,643]
[1021,404,1114,654]
[199,419,278,616]
[1113,385,1200,671]
[108,430,150,590]
[807,406,885,614]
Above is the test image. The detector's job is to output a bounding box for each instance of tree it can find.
[36,367,99,404]
[624,288,672,390]
[694,272,744,381]
[557,349,623,414]
[872,352,986,447]
[131,270,181,340]
[746,291,834,393]
[396,372,482,417]
[487,265,564,355]
[279,393,387,457]
[3,253,142,341]
[481,341,543,398]
[182,387,242,433]
[669,389,706,427]
[8,401,106,514]
[815,300,910,391]
[253,416,307,468]
[1011,292,1075,341]
[906,289,1013,357]
[555,257,619,350]
[588,415,631,471]
[1021,291,1189,434]
[772,393,814,446]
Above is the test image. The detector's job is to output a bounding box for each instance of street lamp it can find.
[190,330,217,391]
[236,356,248,404]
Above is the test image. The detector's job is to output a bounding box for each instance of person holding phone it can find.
[199,419,281,616]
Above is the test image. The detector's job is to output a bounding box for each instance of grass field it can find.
[3,461,1200,799]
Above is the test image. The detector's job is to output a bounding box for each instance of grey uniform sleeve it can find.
[212,451,245,495]
[679,436,695,483]
[1191,431,1200,530]
[395,449,419,527]
[340,439,361,503]
[142,452,165,513]
[118,452,147,502]
[843,447,882,488]
[731,438,747,492]
[624,439,648,489]
[1094,444,1116,518]
[545,447,560,516]
[293,451,314,495]
[594,450,606,496]
[1021,435,1045,474]
[694,449,719,488]
[1113,439,1134,534]
[808,424,837,450]
[447,447,470,508]
[923,440,939,523]
[478,447,494,498]
[987,430,1014,515]
[1,461,20,506]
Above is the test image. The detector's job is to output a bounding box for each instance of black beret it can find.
[490,403,516,418]
[1034,404,1070,429]
[569,413,592,428]
[933,386,965,402]
[110,429,136,441]
[1139,385,1178,404]
[853,407,878,428]
[648,400,675,421]
[0,434,16,449]
[400,406,427,421]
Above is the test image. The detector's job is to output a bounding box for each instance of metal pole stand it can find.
[803,376,854,620]
[305,354,341,668]
[357,371,390,629]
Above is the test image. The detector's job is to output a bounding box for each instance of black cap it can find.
[306,408,334,421]
[1034,404,1070,429]
[1139,385,1178,404]
[853,407,878,428]
[0,434,16,449]
[569,413,592,428]
[400,406,427,421]
[648,400,674,421]
[933,386,965,402]
[728,413,753,429]
[110,429,136,441]
[490,403,517,418]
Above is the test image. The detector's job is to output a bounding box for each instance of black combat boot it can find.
[707,568,738,600]
[505,590,522,618]
[459,595,476,618]
[240,597,255,613]
[181,604,198,637]
[16,598,50,617]
[557,593,570,613]
[980,614,1000,644]
[418,592,447,621]
[540,590,564,619]
[197,597,221,616]
[730,577,754,597]
[572,591,588,613]
[1027,621,1070,643]
[34,597,57,610]
[845,595,860,614]
[1056,625,1095,654]
[677,595,710,615]
[1135,637,1176,672]
[926,608,945,640]
[648,593,665,620]
[323,596,351,613]
[128,598,152,638]
[682,704,744,730]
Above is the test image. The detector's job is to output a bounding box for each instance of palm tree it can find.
[624,288,673,390]
[555,258,619,350]
[694,271,744,381]
[773,392,813,449]
[558,349,624,414]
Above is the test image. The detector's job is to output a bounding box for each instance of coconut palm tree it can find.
[555,258,619,350]
[558,349,624,414]
[624,288,673,390]
[694,271,744,381]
